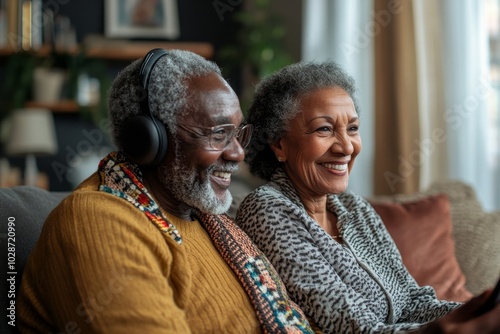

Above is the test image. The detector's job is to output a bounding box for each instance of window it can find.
[487,0,500,166]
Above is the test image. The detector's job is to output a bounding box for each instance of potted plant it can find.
[217,0,294,111]
[31,54,67,103]
[1,49,73,114]
[0,48,109,126]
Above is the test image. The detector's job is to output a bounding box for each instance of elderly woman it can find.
[236,61,500,333]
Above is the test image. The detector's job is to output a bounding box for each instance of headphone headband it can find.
[139,48,169,116]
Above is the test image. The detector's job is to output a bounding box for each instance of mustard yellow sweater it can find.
[17,173,261,333]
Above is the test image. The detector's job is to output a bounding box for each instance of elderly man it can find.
[16,49,316,333]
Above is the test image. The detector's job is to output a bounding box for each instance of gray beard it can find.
[159,156,235,215]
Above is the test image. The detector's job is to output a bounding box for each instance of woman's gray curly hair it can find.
[245,60,359,180]
[108,49,221,151]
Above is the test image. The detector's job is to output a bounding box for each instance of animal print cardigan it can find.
[235,168,460,334]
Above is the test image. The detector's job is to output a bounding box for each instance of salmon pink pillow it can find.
[370,194,472,302]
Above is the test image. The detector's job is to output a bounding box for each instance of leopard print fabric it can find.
[235,168,460,334]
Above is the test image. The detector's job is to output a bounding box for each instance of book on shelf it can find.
[0,0,6,47]
[2,0,43,50]
[31,0,42,49]
[6,0,18,49]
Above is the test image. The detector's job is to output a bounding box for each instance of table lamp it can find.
[5,108,58,187]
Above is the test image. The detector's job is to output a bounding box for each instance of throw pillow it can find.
[427,181,500,295]
[370,194,473,302]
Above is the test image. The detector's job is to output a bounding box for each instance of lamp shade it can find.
[5,108,58,156]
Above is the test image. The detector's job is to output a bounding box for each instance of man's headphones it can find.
[120,48,169,166]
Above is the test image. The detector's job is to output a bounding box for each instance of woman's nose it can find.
[331,131,354,155]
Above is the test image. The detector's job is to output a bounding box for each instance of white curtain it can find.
[441,0,497,211]
[415,0,498,210]
[302,0,375,198]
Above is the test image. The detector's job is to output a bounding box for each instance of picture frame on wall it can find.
[105,0,180,39]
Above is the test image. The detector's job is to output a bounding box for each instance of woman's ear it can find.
[270,138,286,162]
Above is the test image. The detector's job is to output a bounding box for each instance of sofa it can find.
[1,180,499,332]
[1,186,68,333]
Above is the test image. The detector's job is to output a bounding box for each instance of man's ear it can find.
[270,138,286,161]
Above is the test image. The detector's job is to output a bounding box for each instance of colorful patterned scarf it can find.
[98,152,314,334]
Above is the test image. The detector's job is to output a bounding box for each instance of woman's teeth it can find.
[322,163,347,171]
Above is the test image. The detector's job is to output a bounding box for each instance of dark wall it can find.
[45,0,105,42]
[46,0,242,53]
[42,0,244,91]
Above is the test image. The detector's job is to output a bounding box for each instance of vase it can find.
[32,67,66,103]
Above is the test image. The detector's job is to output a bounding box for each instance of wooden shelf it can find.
[85,41,214,60]
[1,38,215,115]
[0,40,214,61]
[24,100,80,113]
[0,45,77,57]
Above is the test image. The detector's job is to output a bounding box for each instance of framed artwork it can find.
[105,0,180,39]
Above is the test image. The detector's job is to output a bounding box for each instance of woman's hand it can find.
[422,290,500,333]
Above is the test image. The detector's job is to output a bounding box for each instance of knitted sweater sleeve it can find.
[17,190,192,334]
[236,186,458,334]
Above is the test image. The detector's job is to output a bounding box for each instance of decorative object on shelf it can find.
[0,51,64,123]
[77,73,101,108]
[0,158,21,187]
[4,108,58,187]
[32,66,66,103]
[0,47,74,113]
[53,14,77,52]
[105,0,180,39]
[65,49,110,125]
[30,47,75,100]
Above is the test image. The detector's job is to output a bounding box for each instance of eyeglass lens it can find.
[209,124,253,150]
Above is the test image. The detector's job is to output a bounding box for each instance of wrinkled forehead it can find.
[179,74,242,125]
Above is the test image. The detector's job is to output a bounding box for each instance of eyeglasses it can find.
[178,123,254,151]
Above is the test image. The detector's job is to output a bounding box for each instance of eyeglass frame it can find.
[177,123,254,151]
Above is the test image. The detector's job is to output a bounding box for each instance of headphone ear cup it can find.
[120,114,168,166]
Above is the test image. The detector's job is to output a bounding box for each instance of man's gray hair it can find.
[108,49,221,151]
[245,60,359,180]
